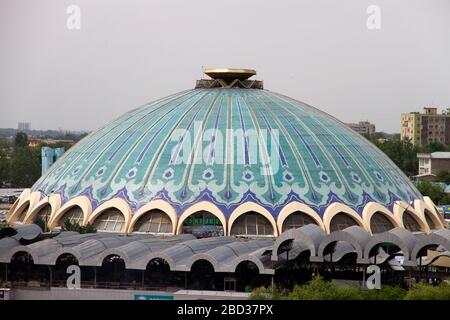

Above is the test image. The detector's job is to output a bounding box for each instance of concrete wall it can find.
[431,158,450,175]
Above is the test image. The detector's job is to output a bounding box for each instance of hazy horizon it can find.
[1,0,449,133]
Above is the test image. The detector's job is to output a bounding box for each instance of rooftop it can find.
[417,152,450,159]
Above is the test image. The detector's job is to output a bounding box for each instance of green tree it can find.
[287,276,362,300]
[405,282,450,300]
[0,148,9,187]
[416,181,450,205]
[33,216,48,232]
[62,220,97,234]
[364,137,420,177]
[416,181,445,204]
[14,132,28,147]
[9,145,41,187]
[361,285,406,300]
[250,285,288,300]
[435,169,450,185]
[421,142,448,153]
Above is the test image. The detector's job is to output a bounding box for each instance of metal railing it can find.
[0,279,182,292]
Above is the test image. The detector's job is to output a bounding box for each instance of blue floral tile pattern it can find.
[32,88,423,218]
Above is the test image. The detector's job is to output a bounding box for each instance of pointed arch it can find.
[393,201,429,233]
[323,202,365,234]
[362,202,399,234]
[48,196,92,228]
[128,199,178,234]
[24,193,61,224]
[8,200,31,224]
[7,190,39,223]
[88,198,132,233]
[6,188,31,220]
[413,199,444,230]
[277,201,325,234]
[423,196,447,227]
[228,202,278,237]
[176,201,226,235]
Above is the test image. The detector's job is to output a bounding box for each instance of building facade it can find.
[346,121,375,135]
[401,107,450,147]
[417,152,450,175]
[17,122,31,131]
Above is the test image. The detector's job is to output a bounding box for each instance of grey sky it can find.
[0,0,449,133]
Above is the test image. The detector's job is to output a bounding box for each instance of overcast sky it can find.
[0,0,449,133]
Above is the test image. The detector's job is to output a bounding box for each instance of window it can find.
[370,213,395,234]
[282,211,317,232]
[59,206,84,226]
[35,204,51,222]
[133,209,172,234]
[93,208,125,232]
[402,211,421,232]
[182,211,223,238]
[230,212,273,236]
[424,211,436,230]
[16,203,30,222]
[329,213,359,232]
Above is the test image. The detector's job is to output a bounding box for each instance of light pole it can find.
[38,189,54,233]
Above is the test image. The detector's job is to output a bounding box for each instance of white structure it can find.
[417,152,450,175]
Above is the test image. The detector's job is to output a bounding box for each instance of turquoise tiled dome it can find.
[32,87,422,218]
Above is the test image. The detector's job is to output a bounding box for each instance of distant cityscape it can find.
[0,124,88,145]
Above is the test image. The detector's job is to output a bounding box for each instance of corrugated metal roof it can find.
[0,224,449,272]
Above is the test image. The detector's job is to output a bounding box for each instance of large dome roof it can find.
[31,87,422,216]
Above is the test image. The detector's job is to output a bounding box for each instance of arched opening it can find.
[370,212,395,234]
[32,204,52,231]
[368,243,403,263]
[319,241,362,283]
[402,211,422,232]
[274,239,313,289]
[189,259,217,290]
[282,211,317,232]
[9,251,48,285]
[418,244,440,259]
[53,253,79,285]
[182,210,224,238]
[133,209,172,234]
[230,211,274,237]
[235,261,266,292]
[16,202,30,222]
[57,206,84,227]
[424,210,437,230]
[35,204,51,221]
[144,258,173,288]
[7,198,20,220]
[9,251,34,283]
[366,242,405,286]
[92,208,126,232]
[97,255,126,285]
[322,241,358,262]
[329,213,359,232]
